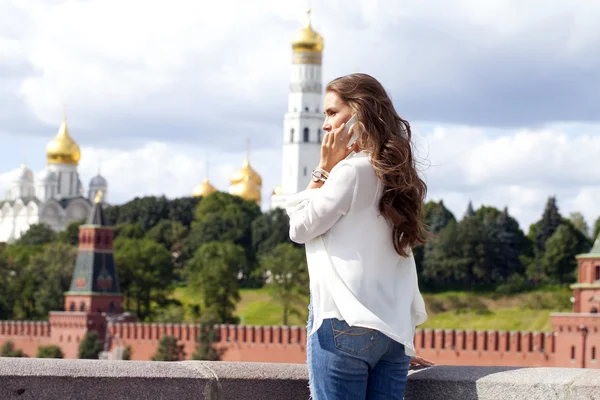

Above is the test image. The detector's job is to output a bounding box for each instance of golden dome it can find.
[46,119,81,165]
[230,178,261,205]
[272,184,283,196]
[192,177,217,198]
[230,158,262,187]
[292,9,324,53]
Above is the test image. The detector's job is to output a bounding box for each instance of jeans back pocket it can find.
[330,319,380,356]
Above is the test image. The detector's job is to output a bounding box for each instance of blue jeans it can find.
[307,314,411,400]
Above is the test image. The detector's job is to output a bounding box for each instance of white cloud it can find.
[418,125,600,230]
[77,141,281,210]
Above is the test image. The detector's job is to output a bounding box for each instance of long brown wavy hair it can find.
[326,73,429,257]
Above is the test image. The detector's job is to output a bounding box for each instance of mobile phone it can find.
[340,115,357,145]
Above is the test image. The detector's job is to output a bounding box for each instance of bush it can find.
[78,331,103,359]
[192,320,223,361]
[152,335,185,361]
[121,345,132,360]
[36,345,64,358]
[0,341,26,357]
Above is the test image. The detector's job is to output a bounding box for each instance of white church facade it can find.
[0,120,108,242]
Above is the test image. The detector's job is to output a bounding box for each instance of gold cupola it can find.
[46,118,81,165]
[230,158,262,187]
[229,178,261,205]
[291,9,324,65]
[229,154,262,205]
[192,177,217,198]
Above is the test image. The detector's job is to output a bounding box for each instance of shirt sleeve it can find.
[287,163,357,244]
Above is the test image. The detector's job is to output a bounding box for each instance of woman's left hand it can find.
[319,122,358,172]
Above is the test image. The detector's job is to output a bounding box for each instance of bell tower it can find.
[271,9,325,209]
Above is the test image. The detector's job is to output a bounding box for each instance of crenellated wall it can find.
[2,319,599,368]
[0,321,52,357]
[413,329,556,367]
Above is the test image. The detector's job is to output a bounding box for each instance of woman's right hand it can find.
[318,122,358,173]
[410,355,435,367]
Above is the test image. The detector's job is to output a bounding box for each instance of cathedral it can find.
[192,9,325,209]
[1,9,325,241]
[0,119,108,242]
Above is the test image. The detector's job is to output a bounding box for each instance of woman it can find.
[286,73,431,400]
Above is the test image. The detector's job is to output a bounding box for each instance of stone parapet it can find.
[1,358,599,399]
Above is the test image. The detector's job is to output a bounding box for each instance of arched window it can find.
[109,302,116,313]
[304,106,309,112]
[317,129,322,142]
[290,128,294,143]
[80,302,86,312]
[303,128,310,143]
[69,302,76,312]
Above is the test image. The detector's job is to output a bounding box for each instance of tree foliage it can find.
[0,341,26,357]
[36,345,64,358]
[16,223,56,246]
[78,331,103,359]
[259,243,309,325]
[114,238,174,321]
[185,241,245,324]
[192,320,223,361]
[152,335,185,361]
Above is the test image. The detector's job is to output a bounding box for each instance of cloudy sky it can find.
[1,0,599,232]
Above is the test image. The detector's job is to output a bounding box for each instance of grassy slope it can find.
[172,286,572,331]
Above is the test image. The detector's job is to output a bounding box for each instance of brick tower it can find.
[551,234,600,368]
[63,195,122,314]
[49,193,130,358]
[572,235,600,314]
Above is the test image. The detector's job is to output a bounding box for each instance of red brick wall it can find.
[2,318,600,368]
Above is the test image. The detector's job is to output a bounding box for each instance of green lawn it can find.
[171,286,572,331]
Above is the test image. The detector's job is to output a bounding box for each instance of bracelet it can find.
[315,167,329,179]
[311,167,329,183]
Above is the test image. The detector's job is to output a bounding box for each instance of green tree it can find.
[259,243,309,325]
[481,207,528,283]
[114,223,145,239]
[192,320,223,361]
[0,341,25,357]
[185,242,245,324]
[121,345,132,360]
[16,223,56,245]
[167,197,202,228]
[21,242,77,318]
[252,208,295,258]
[186,192,261,285]
[57,219,86,245]
[146,220,188,271]
[422,220,463,286]
[414,200,456,280]
[541,223,588,284]
[1,244,43,320]
[78,331,103,359]
[36,345,64,358]
[569,212,589,238]
[593,216,600,241]
[114,238,174,320]
[464,201,475,218]
[534,196,563,254]
[151,335,185,361]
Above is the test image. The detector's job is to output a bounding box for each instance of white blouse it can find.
[285,151,427,357]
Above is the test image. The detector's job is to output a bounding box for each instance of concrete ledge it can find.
[1,358,599,399]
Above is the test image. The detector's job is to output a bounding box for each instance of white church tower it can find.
[271,9,325,209]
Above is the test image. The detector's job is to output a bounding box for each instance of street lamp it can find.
[100,311,131,359]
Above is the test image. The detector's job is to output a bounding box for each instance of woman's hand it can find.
[410,355,435,368]
[319,123,359,172]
